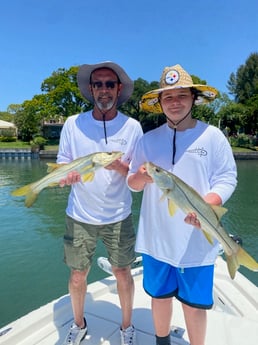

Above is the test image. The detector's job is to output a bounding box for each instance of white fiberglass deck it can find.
[0,257,257,345]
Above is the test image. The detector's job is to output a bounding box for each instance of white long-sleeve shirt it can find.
[128,121,237,268]
[57,111,143,225]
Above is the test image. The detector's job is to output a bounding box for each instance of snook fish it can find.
[12,151,123,208]
[145,161,258,279]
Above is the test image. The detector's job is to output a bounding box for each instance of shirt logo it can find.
[109,138,127,145]
[187,147,207,157]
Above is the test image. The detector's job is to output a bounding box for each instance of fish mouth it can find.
[92,151,123,165]
[145,162,157,173]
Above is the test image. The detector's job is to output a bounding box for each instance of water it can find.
[222,160,258,285]
[0,159,257,328]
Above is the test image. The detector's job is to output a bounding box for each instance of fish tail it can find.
[237,246,258,271]
[225,246,258,279]
[25,190,39,208]
[12,183,38,207]
[11,183,34,196]
[224,254,239,279]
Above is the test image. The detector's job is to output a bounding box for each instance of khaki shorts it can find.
[64,214,136,271]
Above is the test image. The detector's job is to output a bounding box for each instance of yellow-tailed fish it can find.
[12,151,123,208]
[144,161,258,279]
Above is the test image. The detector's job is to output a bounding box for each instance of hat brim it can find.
[77,61,134,107]
[140,84,218,113]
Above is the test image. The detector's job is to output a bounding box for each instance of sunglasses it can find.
[91,81,119,90]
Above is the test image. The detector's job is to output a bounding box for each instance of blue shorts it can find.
[142,254,214,309]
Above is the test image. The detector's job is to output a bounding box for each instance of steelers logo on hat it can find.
[165,70,179,85]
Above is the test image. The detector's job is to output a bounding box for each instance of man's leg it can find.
[113,266,134,329]
[63,269,89,344]
[152,297,172,345]
[69,269,89,328]
[182,303,207,345]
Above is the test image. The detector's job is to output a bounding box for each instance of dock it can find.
[233,151,258,159]
[0,149,38,159]
[39,150,58,159]
[0,150,258,160]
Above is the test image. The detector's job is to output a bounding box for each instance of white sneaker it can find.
[120,325,137,345]
[63,318,87,345]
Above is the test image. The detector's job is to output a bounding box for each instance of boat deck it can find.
[0,257,257,345]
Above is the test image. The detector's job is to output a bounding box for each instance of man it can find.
[127,64,237,345]
[58,61,142,345]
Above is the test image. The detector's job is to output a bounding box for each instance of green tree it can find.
[209,92,232,114]
[14,99,43,141]
[12,67,95,140]
[0,111,15,123]
[242,94,258,134]
[7,104,22,115]
[191,75,207,85]
[192,104,217,125]
[216,102,247,135]
[119,78,165,132]
[226,53,258,133]
[40,66,92,117]
[227,52,258,104]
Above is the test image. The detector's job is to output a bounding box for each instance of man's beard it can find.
[95,96,115,112]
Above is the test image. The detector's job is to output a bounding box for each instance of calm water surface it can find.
[0,159,257,327]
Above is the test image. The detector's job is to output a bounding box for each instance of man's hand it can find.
[59,171,81,187]
[127,165,153,191]
[184,193,222,228]
[105,159,129,176]
[136,165,153,184]
[184,212,201,228]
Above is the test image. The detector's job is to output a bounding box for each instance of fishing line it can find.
[102,113,108,144]
[166,108,192,165]
[92,92,119,145]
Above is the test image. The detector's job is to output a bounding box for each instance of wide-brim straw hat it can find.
[140,64,218,113]
[77,61,134,106]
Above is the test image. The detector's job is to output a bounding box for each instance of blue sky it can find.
[0,0,257,111]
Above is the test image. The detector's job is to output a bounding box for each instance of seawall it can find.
[1,149,258,160]
[233,151,258,160]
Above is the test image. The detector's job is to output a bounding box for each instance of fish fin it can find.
[81,163,94,172]
[237,246,258,271]
[168,199,178,216]
[11,183,34,196]
[160,190,176,214]
[225,246,258,279]
[211,205,228,219]
[224,253,239,279]
[160,192,167,202]
[46,163,65,173]
[48,182,60,188]
[81,172,95,183]
[24,191,39,208]
[202,231,214,244]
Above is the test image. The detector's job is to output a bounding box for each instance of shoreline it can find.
[233,151,258,159]
[1,149,258,160]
